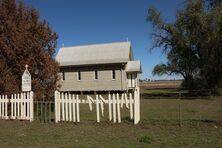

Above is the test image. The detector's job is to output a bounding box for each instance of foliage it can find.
[0,0,60,99]
[207,0,222,8]
[147,0,222,89]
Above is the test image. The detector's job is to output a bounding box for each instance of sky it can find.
[23,0,185,80]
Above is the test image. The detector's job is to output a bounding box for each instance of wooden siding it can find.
[58,64,127,91]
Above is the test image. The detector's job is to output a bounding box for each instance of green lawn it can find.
[0,96,222,147]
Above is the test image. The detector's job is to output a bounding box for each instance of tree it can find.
[147,0,222,89]
[0,0,60,99]
[207,0,222,8]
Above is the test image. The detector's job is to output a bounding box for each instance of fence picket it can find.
[11,95,13,119]
[117,93,121,123]
[61,93,65,121]
[18,93,21,118]
[112,94,116,123]
[58,92,61,122]
[96,94,100,122]
[68,93,72,122]
[5,95,8,119]
[76,94,80,122]
[108,93,112,121]
[65,93,68,121]
[129,93,133,120]
[0,95,2,118]
[15,94,17,118]
[30,92,33,121]
[2,95,5,119]
[134,87,140,124]
[21,93,24,119]
[55,91,58,123]
[72,94,76,122]
[27,92,30,119]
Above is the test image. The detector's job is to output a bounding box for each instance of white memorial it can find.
[22,65,31,92]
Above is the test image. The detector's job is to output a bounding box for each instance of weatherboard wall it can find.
[58,64,127,91]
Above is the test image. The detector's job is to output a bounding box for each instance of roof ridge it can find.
[60,41,131,49]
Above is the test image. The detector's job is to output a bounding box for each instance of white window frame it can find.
[77,71,81,81]
[111,70,116,80]
[94,70,98,80]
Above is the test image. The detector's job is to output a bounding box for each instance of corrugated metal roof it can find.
[56,41,132,66]
[125,61,142,73]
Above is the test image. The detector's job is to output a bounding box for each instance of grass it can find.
[0,94,222,147]
[141,88,182,94]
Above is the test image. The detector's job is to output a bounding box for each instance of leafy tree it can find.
[0,0,59,99]
[147,0,222,89]
[207,0,222,8]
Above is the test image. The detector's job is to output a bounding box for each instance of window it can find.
[112,70,116,80]
[77,71,81,81]
[127,73,137,88]
[62,72,65,80]
[94,70,98,80]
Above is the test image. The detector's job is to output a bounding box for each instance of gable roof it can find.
[56,41,132,66]
[125,61,142,73]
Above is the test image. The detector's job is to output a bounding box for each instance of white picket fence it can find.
[55,87,140,124]
[0,95,9,119]
[0,92,34,121]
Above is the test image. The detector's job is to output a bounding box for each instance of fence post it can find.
[21,93,24,119]
[0,95,2,118]
[129,93,133,120]
[96,94,100,122]
[11,94,13,119]
[72,94,76,122]
[68,93,72,122]
[76,94,80,122]
[108,92,112,121]
[15,94,17,118]
[61,93,65,121]
[112,93,116,123]
[3,95,5,119]
[5,95,8,119]
[179,92,182,127]
[27,92,30,120]
[65,93,68,121]
[134,87,140,124]
[30,91,34,122]
[55,91,58,123]
[117,93,121,123]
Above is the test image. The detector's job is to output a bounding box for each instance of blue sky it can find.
[23,0,184,80]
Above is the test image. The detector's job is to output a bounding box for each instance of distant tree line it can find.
[147,0,222,90]
[0,0,59,99]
